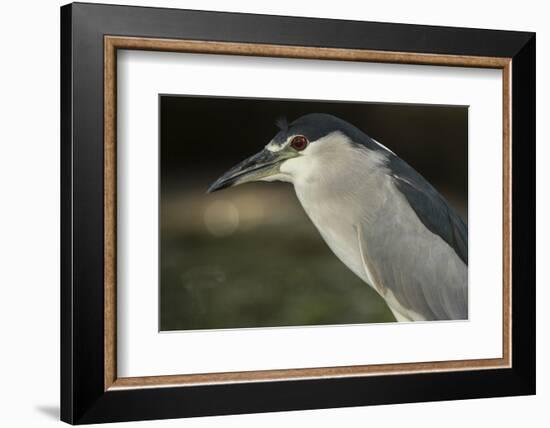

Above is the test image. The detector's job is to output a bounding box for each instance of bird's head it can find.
[207,113,389,193]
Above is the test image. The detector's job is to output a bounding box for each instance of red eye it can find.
[290,135,308,151]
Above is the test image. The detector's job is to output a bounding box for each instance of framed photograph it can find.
[60,2,535,424]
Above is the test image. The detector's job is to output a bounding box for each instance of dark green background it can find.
[160,95,468,331]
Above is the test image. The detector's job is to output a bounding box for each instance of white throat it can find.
[279,132,391,288]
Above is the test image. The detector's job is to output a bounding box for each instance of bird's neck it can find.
[291,147,392,293]
[292,146,390,216]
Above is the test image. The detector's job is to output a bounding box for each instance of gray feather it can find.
[388,155,468,265]
[275,116,288,132]
[358,187,468,321]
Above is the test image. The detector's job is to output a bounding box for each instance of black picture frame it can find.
[61,2,535,424]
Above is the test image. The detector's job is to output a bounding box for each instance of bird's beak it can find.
[207,148,282,193]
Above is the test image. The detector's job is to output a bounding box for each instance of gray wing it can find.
[390,156,468,265]
[357,157,468,321]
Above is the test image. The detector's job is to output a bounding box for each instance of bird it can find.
[208,113,467,322]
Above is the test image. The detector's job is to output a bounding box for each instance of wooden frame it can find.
[62,2,535,424]
[104,35,512,390]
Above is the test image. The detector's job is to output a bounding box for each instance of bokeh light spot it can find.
[203,200,240,237]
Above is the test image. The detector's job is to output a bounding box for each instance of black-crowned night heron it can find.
[208,113,467,322]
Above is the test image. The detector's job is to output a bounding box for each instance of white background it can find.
[0,0,546,427]
[118,51,502,377]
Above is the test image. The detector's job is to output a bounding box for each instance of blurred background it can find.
[160,95,468,331]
